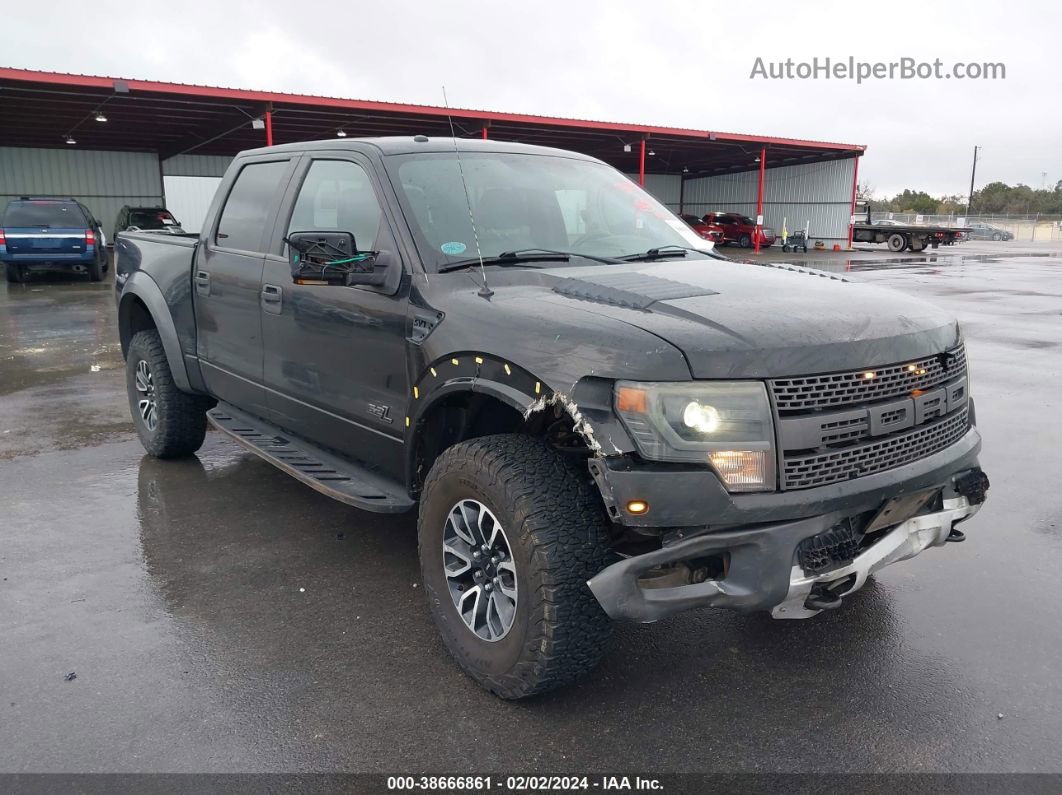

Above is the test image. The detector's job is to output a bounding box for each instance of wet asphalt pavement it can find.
[2,242,1061,774]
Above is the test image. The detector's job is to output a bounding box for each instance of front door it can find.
[194,157,296,418]
[260,155,410,480]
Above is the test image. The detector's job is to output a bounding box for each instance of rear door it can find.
[2,200,89,260]
[259,153,410,478]
[194,156,298,417]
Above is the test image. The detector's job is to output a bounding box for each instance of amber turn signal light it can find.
[616,386,647,413]
[626,500,649,515]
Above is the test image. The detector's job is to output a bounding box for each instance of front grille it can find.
[782,408,970,490]
[770,344,966,413]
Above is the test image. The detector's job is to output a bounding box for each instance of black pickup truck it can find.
[114,137,989,698]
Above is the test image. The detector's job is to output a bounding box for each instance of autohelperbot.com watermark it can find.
[750,56,1005,83]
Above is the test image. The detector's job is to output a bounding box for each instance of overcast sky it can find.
[5,0,1059,197]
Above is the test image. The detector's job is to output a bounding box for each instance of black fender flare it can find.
[118,271,193,393]
[406,352,545,431]
[404,353,547,488]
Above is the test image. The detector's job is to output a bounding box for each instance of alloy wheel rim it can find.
[135,359,158,432]
[442,499,518,642]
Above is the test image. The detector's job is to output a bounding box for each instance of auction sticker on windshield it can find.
[441,241,467,255]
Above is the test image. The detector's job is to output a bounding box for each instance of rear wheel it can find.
[5,263,25,283]
[419,434,613,699]
[126,329,210,458]
[887,233,908,252]
[88,248,105,281]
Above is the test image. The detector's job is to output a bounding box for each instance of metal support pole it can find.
[265,110,273,146]
[679,175,686,215]
[639,139,646,187]
[481,124,489,140]
[754,147,766,253]
[847,154,860,249]
[967,145,980,216]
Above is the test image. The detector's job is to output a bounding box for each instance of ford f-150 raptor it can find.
[114,137,989,699]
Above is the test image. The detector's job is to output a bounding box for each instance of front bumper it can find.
[586,430,987,622]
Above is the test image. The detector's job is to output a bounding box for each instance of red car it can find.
[679,213,724,244]
[702,212,775,248]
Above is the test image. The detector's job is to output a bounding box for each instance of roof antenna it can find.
[441,86,492,298]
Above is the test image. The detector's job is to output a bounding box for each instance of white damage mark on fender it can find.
[523,391,605,455]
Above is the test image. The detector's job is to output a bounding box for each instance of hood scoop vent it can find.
[553,272,718,310]
[754,262,849,282]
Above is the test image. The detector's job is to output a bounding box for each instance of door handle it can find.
[195,270,211,296]
[261,283,283,314]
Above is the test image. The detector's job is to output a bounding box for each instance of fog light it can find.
[709,450,768,491]
[626,500,649,515]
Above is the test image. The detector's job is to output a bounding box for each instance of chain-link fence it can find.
[869,213,1062,241]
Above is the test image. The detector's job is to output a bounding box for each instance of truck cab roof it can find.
[239,136,606,162]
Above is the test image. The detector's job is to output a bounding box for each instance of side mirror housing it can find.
[285,230,386,287]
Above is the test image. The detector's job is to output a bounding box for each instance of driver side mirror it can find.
[285,230,386,287]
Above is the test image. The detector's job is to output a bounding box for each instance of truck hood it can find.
[520,258,961,378]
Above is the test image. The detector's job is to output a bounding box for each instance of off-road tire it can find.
[5,263,25,283]
[126,329,210,458]
[419,434,613,699]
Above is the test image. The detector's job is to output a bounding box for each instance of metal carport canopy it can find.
[0,67,864,179]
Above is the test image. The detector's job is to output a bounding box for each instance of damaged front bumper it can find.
[585,428,988,622]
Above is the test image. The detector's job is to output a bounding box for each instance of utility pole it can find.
[966,145,980,217]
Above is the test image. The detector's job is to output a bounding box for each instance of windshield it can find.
[389,152,711,270]
[128,209,177,229]
[3,201,87,228]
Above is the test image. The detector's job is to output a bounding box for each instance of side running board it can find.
[207,403,414,514]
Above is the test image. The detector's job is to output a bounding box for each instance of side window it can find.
[288,160,383,252]
[216,160,289,252]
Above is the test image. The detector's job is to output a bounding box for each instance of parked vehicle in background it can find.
[114,136,988,699]
[114,206,184,237]
[679,213,723,244]
[964,222,1013,241]
[702,211,775,248]
[1,197,108,283]
[852,201,963,252]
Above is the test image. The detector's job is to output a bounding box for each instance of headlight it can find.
[614,381,776,492]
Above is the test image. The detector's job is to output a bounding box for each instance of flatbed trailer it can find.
[851,201,964,252]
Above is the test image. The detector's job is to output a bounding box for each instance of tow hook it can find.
[804,573,857,611]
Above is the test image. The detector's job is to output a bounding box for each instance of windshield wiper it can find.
[438,248,621,273]
[618,245,694,262]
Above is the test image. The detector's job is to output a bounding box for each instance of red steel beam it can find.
[754,147,766,253]
[265,110,273,146]
[0,68,866,154]
[847,155,861,249]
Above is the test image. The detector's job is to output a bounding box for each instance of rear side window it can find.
[3,201,87,228]
[215,161,289,252]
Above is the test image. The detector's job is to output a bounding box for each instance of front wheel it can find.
[739,234,752,248]
[126,329,210,458]
[419,435,613,699]
[992,233,1002,241]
